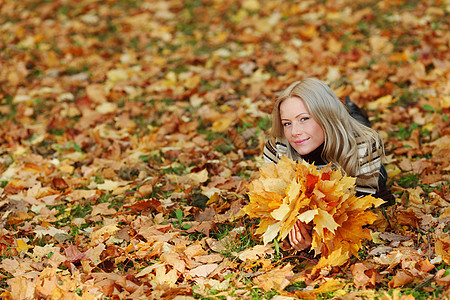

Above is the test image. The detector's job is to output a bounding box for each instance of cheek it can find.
[283,127,290,137]
[313,124,325,140]
[317,127,325,141]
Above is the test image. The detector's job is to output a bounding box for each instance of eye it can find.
[300,117,310,122]
[282,122,291,127]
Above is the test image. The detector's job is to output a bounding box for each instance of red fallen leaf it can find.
[124,198,163,213]
[52,178,69,190]
[327,201,339,208]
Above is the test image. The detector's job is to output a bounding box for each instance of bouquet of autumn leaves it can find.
[243,156,385,270]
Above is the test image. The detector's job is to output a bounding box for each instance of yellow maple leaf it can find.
[311,278,344,294]
[271,203,290,221]
[262,221,282,246]
[16,239,33,252]
[313,209,340,237]
[211,118,232,133]
[314,247,350,271]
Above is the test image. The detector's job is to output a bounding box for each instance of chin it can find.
[293,147,311,156]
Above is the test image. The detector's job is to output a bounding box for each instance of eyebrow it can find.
[281,112,309,120]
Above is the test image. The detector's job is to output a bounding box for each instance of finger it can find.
[292,226,310,251]
[289,224,302,250]
[298,223,312,245]
[298,222,310,238]
[288,227,297,247]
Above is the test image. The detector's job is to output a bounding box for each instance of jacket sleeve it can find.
[355,140,395,204]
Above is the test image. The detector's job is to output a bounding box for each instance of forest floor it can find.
[0,0,449,299]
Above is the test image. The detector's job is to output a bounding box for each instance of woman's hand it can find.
[288,220,313,251]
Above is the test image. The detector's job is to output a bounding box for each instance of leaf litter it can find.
[0,0,449,299]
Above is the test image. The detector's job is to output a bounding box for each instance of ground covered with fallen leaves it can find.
[0,0,449,299]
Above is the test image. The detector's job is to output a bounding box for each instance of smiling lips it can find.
[295,138,309,145]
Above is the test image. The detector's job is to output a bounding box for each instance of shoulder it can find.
[263,137,288,163]
[355,134,382,157]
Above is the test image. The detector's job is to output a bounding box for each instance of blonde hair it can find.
[270,78,383,177]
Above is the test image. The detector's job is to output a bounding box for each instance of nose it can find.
[291,122,303,136]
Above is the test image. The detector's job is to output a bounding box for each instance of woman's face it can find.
[279,96,325,156]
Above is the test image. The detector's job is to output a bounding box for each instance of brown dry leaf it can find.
[86,84,107,103]
[1,0,449,298]
[0,258,20,276]
[89,224,120,246]
[351,263,371,289]
[64,244,86,263]
[193,254,224,264]
[124,198,163,213]
[227,126,247,149]
[388,270,414,289]
[168,169,209,187]
[84,243,106,266]
[188,264,218,278]
[150,265,179,287]
[206,236,234,253]
[160,253,186,273]
[186,221,215,236]
[184,243,206,258]
[435,269,450,288]
[66,190,99,202]
[35,267,72,299]
[238,244,274,262]
[253,263,294,292]
[435,233,450,264]
[91,202,117,216]
[7,276,35,300]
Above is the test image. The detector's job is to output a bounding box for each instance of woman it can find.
[263,78,393,251]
